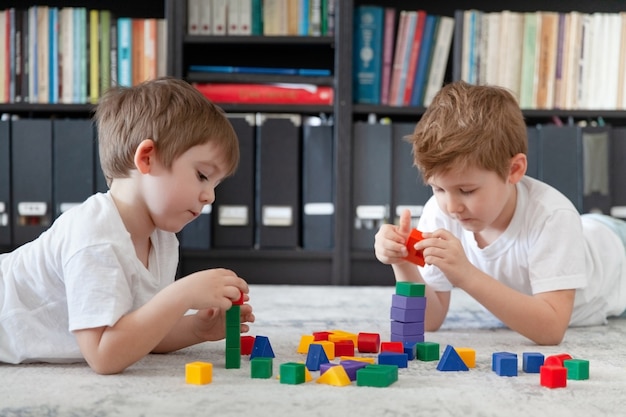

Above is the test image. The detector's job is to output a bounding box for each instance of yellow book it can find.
[89,9,99,103]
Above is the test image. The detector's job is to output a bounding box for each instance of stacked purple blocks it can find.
[390,282,427,344]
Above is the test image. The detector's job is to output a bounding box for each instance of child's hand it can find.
[182,268,250,311]
[374,209,412,264]
[416,228,473,286]
[191,302,255,342]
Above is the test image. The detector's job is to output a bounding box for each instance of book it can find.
[353,5,384,104]
[193,83,334,104]
[393,11,417,106]
[519,12,539,109]
[535,11,558,109]
[422,15,455,107]
[388,10,409,106]
[89,9,99,103]
[380,7,396,105]
[409,13,438,107]
[188,65,331,76]
[401,10,427,106]
[117,17,132,87]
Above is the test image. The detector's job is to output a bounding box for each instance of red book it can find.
[193,83,334,105]
[402,10,427,106]
[380,7,396,105]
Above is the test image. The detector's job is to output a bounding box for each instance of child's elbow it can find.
[86,357,128,375]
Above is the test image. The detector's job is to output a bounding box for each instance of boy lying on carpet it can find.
[0,78,254,374]
[375,81,626,345]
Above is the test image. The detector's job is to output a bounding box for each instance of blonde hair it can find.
[94,77,239,186]
[409,81,527,182]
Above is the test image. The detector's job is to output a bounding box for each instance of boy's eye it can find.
[198,171,208,181]
[460,189,475,195]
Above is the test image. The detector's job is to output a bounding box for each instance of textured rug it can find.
[1,285,625,417]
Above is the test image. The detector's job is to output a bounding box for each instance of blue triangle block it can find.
[305,343,329,371]
[250,335,275,359]
[436,345,469,371]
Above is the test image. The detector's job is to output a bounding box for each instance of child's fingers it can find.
[399,209,412,235]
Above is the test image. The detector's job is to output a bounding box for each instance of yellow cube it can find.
[455,347,476,368]
[185,361,213,385]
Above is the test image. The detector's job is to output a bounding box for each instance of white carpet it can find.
[1,285,625,417]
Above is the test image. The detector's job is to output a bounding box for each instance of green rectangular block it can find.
[225,347,241,369]
[279,362,306,384]
[564,359,589,380]
[356,364,398,387]
[396,282,425,297]
[251,357,273,379]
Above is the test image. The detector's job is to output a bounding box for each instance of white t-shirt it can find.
[417,176,626,327]
[0,192,179,364]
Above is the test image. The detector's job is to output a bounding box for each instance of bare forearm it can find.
[459,269,570,345]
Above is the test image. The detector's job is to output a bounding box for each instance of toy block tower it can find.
[225,291,244,369]
[391,282,426,346]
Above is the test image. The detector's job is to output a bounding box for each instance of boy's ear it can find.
[508,153,527,184]
[134,139,157,174]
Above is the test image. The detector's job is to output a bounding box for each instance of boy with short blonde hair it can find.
[0,77,254,374]
[375,81,626,345]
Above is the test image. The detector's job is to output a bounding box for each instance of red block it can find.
[233,290,245,305]
[241,335,255,355]
[313,331,333,341]
[544,353,573,367]
[380,341,404,353]
[540,365,567,389]
[357,332,381,353]
[405,229,425,266]
[334,340,355,357]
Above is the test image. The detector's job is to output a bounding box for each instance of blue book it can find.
[117,17,132,87]
[353,5,384,104]
[49,7,58,104]
[410,14,439,106]
[189,65,330,76]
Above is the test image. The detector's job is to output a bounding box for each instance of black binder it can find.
[526,125,540,179]
[538,124,583,212]
[610,127,626,218]
[11,119,53,246]
[212,113,256,248]
[179,205,212,250]
[391,122,432,228]
[0,119,10,247]
[352,120,392,250]
[255,113,301,249]
[52,119,96,219]
[302,116,334,250]
[581,125,611,214]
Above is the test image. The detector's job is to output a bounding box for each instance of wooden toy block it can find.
[403,229,425,266]
[357,332,381,353]
[492,352,516,371]
[522,352,544,373]
[403,341,418,360]
[356,364,398,387]
[391,320,425,336]
[280,362,306,385]
[312,340,336,360]
[185,361,213,385]
[306,343,329,371]
[380,341,404,353]
[250,335,275,359]
[564,359,589,380]
[225,347,241,369]
[495,355,517,377]
[297,334,315,354]
[339,356,375,364]
[339,360,369,381]
[378,351,409,368]
[390,307,425,323]
[544,353,573,367]
[391,333,425,344]
[241,335,255,355]
[416,341,440,361]
[250,357,273,379]
[316,365,351,386]
[333,339,355,357]
[540,365,567,388]
[437,345,469,371]
[313,331,333,341]
[395,281,426,297]
[455,347,476,368]
[391,294,427,310]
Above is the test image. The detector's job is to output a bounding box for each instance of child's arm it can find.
[374,209,451,331]
[416,229,574,345]
[73,269,249,375]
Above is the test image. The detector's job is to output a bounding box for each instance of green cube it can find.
[251,357,273,379]
[564,359,589,380]
[396,282,425,297]
[416,341,440,361]
[279,362,306,385]
[356,364,398,387]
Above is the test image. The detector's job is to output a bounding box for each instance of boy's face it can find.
[142,141,230,233]
[428,164,516,234]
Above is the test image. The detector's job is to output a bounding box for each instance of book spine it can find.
[353,5,384,105]
[117,17,132,87]
[380,7,395,105]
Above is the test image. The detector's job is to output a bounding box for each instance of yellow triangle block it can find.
[340,356,375,364]
[316,365,351,386]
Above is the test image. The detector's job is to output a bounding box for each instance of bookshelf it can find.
[3,0,626,286]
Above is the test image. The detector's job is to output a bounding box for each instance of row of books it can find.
[187,0,335,37]
[0,7,167,105]
[353,6,455,107]
[456,10,626,110]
